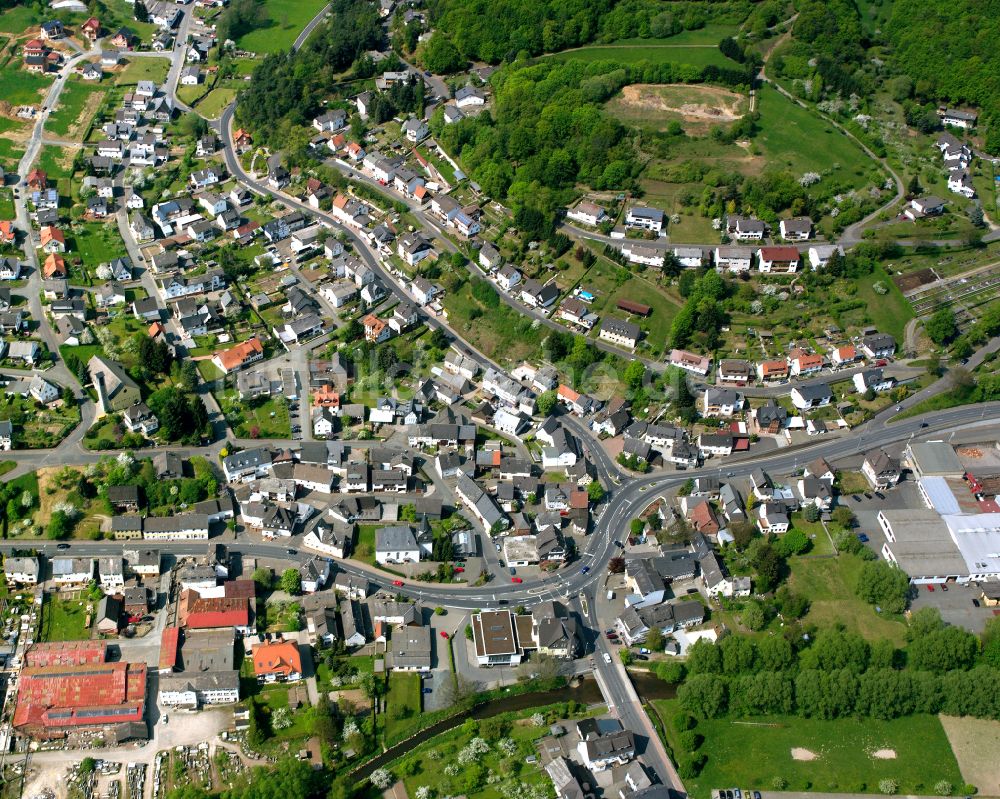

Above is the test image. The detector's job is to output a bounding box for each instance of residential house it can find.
[625,207,664,233]
[791,383,833,410]
[863,449,901,489]
[779,217,812,241]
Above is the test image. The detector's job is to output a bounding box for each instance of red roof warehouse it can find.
[24,640,106,667]
[13,652,147,739]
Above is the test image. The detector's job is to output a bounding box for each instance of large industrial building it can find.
[13,642,147,740]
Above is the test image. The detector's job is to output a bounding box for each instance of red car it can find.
[511,577,523,583]
[454,566,465,573]
[926,584,935,592]
[440,631,449,639]
[393,580,404,587]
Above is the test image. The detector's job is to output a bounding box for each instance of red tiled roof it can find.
[558,384,580,403]
[759,246,799,261]
[252,640,302,677]
[760,359,788,375]
[214,337,263,372]
[569,489,589,510]
[43,253,66,278]
[794,353,823,368]
[688,501,719,533]
[40,226,64,247]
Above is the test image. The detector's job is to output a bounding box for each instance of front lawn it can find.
[354,524,376,565]
[216,390,291,439]
[39,592,93,642]
[114,57,170,86]
[384,671,422,741]
[653,699,964,798]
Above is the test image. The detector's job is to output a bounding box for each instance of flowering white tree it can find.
[271,707,292,730]
[498,738,517,757]
[457,737,489,765]
[370,769,393,790]
[530,713,545,727]
[415,787,432,799]
[342,718,360,741]
[95,263,113,280]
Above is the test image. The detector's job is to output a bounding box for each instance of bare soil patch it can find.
[608,83,748,133]
[791,747,818,761]
[893,267,937,293]
[939,714,1000,791]
[872,748,897,759]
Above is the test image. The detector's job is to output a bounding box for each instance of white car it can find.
[603,652,612,664]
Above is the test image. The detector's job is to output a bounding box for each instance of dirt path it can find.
[939,714,1000,792]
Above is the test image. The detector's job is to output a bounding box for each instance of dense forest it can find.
[886,0,1000,150]
[772,0,1000,152]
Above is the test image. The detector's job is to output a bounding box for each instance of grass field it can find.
[653,699,963,798]
[550,23,742,69]
[0,189,14,218]
[755,84,876,190]
[393,708,565,799]
[115,57,170,86]
[47,79,105,139]
[0,5,42,34]
[787,554,907,645]
[195,87,236,119]
[551,41,737,69]
[65,223,127,271]
[849,267,914,343]
[443,280,545,365]
[579,256,683,356]
[0,64,53,106]
[234,0,328,54]
[40,593,92,642]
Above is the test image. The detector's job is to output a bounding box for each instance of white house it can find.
[947,169,976,198]
[778,217,812,241]
[566,202,606,227]
[375,526,422,564]
[941,108,977,129]
[625,207,664,233]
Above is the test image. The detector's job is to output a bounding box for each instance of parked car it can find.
[973,598,981,608]
[856,533,869,543]
[926,584,935,592]
[439,631,449,639]
[422,687,433,694]
[511,577,522,583]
